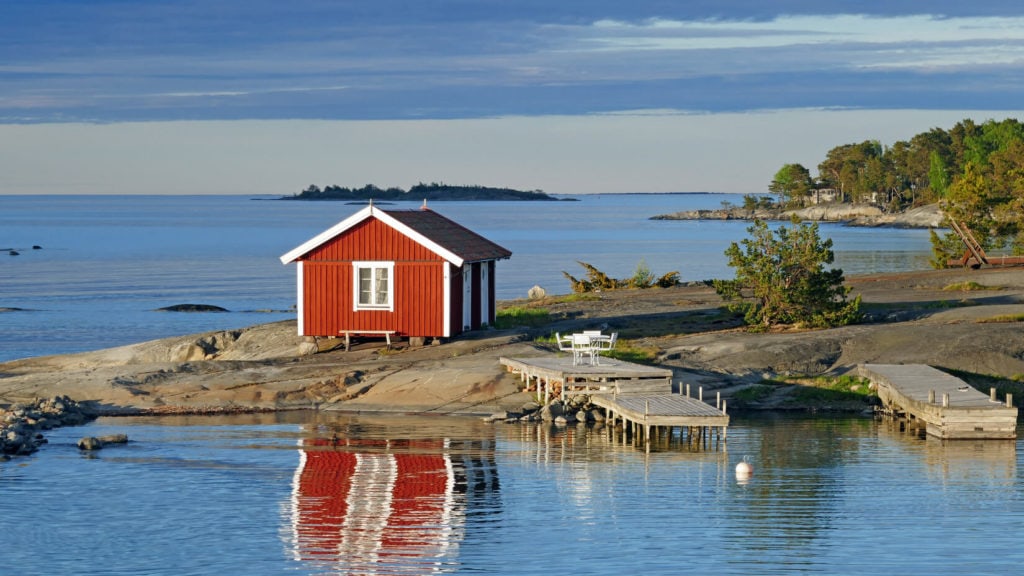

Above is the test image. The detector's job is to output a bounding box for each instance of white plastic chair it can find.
[571,333,597,366]
[555,332,573,353]
[593,332,618,362]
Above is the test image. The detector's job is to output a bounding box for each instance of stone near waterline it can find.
[540,403,563,422]
[77,435,128,450]
[297,341,319,356]
[576,410,590,423]
[528,285,546,300]
[409,336,426,347]
[78,437,103,451]
[589,409,605,422]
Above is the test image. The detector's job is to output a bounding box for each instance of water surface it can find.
[3,412,1021,575]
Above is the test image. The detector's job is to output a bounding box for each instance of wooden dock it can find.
[499,355,674,402]
[860,363,1018,440]
[500,355,729,451]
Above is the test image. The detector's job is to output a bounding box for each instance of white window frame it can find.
[352,261,395,311]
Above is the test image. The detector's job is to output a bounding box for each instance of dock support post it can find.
[942,393,950,407]
[991,387,997,402]
[1007,393,1014,408]
[929,390,935,403]
[644,400,650,452]
[699,386,703,402]
[716,391,721,410]
[686,384,690,398]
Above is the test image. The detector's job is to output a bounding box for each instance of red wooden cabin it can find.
[279,203,512,343]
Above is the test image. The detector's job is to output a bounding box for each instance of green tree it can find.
[928,150,950,198]
[769,163,813,206]
[714,219,861,331]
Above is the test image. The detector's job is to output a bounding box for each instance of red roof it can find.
[385,208,512,263]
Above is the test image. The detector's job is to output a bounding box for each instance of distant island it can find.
[281,182,560,201]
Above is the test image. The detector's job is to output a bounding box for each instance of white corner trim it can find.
[295,261,304,335]
[442,262,451,337]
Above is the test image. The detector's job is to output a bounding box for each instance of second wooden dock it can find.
[861,363,1018,439]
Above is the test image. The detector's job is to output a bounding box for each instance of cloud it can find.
[2,4,1024,122]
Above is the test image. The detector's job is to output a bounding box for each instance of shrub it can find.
[714,219,861,330]
[563,260,680,293]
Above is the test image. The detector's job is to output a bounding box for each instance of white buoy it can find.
[735,457,753,481]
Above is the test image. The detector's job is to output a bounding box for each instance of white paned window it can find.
[353,261,394,311]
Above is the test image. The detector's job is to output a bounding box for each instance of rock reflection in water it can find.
[289,426,500,575]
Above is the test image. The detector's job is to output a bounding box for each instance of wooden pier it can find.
[499,355,674,403]
[860,363,1018,440]
[500,355,729,450]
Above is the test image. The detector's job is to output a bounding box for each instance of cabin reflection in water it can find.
[288,433,500,574]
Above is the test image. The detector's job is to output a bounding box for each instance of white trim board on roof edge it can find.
[279,204,464,267]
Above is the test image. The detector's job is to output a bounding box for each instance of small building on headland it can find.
[279,202,512,344]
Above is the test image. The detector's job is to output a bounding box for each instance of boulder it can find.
[528,285,546,300]
[77,437,103,450]
[539,403,564,422]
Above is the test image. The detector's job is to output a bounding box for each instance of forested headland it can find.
[767,117,1024,266]
[282,182,557,201]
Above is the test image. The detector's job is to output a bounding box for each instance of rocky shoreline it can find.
[4,266,1024,458]
[651,202,945,228]
[1,396,94,458]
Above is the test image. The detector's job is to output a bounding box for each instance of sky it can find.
[2,1,1024,195]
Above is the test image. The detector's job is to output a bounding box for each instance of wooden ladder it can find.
[949,220,989,267]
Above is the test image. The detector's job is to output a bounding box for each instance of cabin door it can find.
[480,263,490,326]
[462,265,472,330]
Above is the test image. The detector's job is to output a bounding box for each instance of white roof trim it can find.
[279,204,465,266]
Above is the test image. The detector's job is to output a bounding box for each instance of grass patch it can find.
[773,374,874,396]
[768,374,877,406]
[942,281,1000,291]
[494,306,551,329]
[547,293,601,304]
[605,340,660,364]
[732,384,776,403]
[788,386,863,403]
[977,313,1024,324]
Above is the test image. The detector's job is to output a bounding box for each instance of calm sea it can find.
[0,193,934,363]
[2,412,1022,575]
